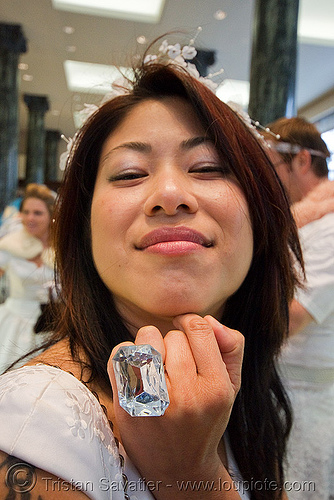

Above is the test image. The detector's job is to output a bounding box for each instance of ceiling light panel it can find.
[52,0,166,23]
[298,0,334,45]
[64,60,133,94]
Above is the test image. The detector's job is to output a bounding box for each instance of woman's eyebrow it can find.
[180,136,212,150]
[112,141,152,153]
[100,141,151,164]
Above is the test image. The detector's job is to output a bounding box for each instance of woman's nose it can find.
[143,170,199,216]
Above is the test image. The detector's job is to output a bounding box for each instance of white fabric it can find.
[0,364,249,500]
[0,249,54,373]
[281,213,334,369]
[279,212,334,500]
[0,227,43,260]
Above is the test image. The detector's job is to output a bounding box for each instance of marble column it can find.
[248,0,299,125]
[24,94,49,183]
[0,23,27,213]
[45,130,61,182]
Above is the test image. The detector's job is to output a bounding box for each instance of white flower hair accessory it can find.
[143,29,224,92]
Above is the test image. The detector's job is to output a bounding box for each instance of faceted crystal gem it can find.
[112,344,170,417]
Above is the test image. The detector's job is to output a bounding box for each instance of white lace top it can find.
[0,364,249,499]
[0,364,131,499]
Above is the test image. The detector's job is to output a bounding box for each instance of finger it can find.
[135,325,166,363]
[172,314,224,377]
[163,328,198,384]
[205,315,244,393]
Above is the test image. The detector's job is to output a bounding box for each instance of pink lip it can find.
[136,227,213,253]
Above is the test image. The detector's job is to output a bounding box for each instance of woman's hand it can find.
[107,314,244,498]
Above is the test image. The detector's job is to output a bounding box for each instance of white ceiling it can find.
[1,0,334,157]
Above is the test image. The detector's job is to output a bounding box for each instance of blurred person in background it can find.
[268,116,334,500]
[0,183,56,373]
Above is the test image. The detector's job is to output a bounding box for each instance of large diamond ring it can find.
[112,344,170,417]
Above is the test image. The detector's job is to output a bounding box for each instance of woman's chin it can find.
[145,302,217,322]
[115,294,224,333]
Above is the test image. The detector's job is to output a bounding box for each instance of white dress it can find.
[0,364,249,500]
[279,212,334,499]
[0,230,54,373]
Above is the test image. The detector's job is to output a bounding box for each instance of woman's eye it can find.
[108,171,147,182]
[191,165,229,176]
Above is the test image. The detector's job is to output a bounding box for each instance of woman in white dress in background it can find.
[0,183,56,373]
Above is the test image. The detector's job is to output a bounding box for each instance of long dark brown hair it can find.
[49,61,302,498]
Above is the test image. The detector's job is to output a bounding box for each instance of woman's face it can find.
[21,197,50,240]
[91,98,253,332]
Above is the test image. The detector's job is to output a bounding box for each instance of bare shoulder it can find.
[0,450,90,499]
[25,338,89,381]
